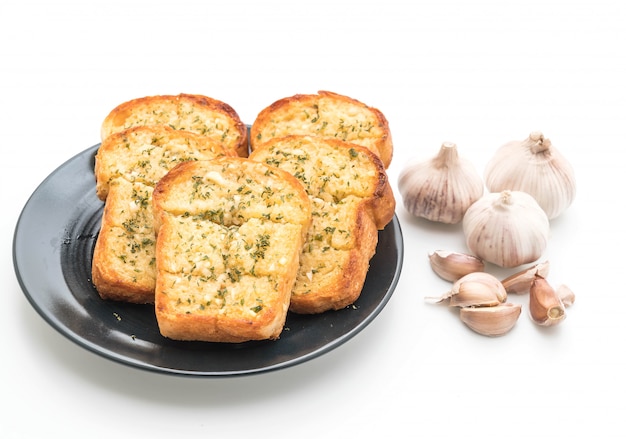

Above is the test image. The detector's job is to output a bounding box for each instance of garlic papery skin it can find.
[428,250,485,282]
[501,260,550,294]
[425,272,507,307]
[484,131,576,219]
[556,284,576,307]
[398,142,484,224]
[529,276,566,326]
[463,190,550,268]
[460,303,522,337]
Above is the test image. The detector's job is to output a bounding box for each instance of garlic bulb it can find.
[484,131,576,219]
[398,142,484,224]
[463,190,550,268]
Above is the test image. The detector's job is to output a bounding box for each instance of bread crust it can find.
[92,126,232,304]
[249,135,396,314]
[101,93,249,157]
[152,157,312,342]
[250,91,393,168]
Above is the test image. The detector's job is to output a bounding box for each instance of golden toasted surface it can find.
[91,180,157,302]
[101,93,249,157]
[249,135,396,314]
[92,126,232,303]
[250,90,393,168]
[152,157,312,342]
[95,125,236,200]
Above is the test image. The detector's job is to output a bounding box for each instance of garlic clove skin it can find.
[484,131,576,219]
[459,303,522,337]
[556,284,576,307]
[398,142,484,224]
[463,190,550,268]
[428,250,485,282]
[501,260,550,294]
[529,276,566,326]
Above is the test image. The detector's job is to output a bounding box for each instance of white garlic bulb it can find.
[484,131,576,219]
[463,190,550,268]
[398,142,484,224]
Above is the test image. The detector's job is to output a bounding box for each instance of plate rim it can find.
[13,144,404,377]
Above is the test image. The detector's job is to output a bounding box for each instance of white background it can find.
[1,0,624,438]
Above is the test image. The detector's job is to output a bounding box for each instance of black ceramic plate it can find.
[13,144,403,377]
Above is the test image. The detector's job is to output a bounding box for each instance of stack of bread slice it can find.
[249,91,396,313]
[92,91,395,342]
[101,93,248,158]
[249,135,395,313]
[92,124,237,304]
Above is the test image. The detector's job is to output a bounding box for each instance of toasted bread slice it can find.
[92,126,233,303]
[250,91,393,168]
[249,135,395,314]
[101,93,248,157]
[152,157,312,342]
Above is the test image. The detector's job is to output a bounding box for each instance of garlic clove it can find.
[484,131,576,219]
[426,272,507,307]
[529,276,566,326]
[501,260,550,294]
[450,272,507,307]
[556,284,576,307]
[459,303,522,337]
[398,142,484,224]
[463,190,550,268]
[428,250,485,282]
